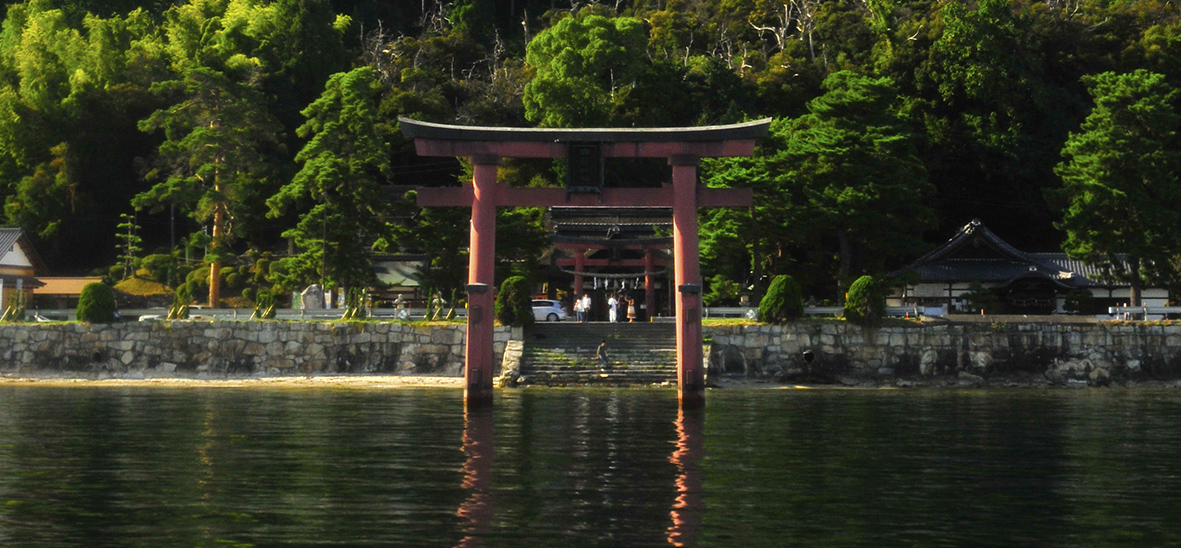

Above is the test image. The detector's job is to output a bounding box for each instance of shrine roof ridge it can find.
[398,117,772,143]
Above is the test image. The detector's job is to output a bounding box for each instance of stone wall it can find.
[0,321,518,379]
[5,320,1181,386]
[705,322,1181,386]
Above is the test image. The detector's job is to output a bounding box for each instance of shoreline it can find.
[0,374,466,389]
[3,374,1180,390]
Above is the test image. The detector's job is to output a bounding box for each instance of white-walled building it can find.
[0,228,46,311]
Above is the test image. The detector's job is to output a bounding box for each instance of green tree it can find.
[0,3,167,268]
[704,273,740,307]
[523,8,647,127]
[135,66,281,307]
[267,67,390,294]
[115,212,142,280]
[1050,70,1181,306]
[794,71,933,291]
[4,142,75,241]
[917,0,1070,246]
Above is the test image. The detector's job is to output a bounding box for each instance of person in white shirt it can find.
[580,293,591,322]
[608,294,618,322]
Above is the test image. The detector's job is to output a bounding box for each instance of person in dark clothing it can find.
[596,340,609,370]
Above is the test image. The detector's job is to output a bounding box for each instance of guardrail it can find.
[702,306,928,319]
[26,308,467,322]
[24,305,938,323]
[1107,306,1181,319]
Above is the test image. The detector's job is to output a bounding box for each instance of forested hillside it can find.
[1,0,1179,305]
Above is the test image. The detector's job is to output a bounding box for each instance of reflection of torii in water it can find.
[456,406,493,548]
[402,117,770,408]
[667,406,704,547]
[454,400,706,546]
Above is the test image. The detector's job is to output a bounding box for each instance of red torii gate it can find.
[400,117,770,407]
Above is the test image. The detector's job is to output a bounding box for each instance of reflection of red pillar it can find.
[645,249,656,320]
[573,252,584,303]
[466,157,498,405]
[671,156,704,407]
[667,406,704,547]
[457,404,494,547]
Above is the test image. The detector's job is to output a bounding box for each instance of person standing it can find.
[581,293,591,322]
[596,339,609,370]
[573,295,584,322]
[608,294,618,322]
[627,296,636,323]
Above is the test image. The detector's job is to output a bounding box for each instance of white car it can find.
[532,299,568,322]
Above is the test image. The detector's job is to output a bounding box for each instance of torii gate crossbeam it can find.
[400,118,770,407]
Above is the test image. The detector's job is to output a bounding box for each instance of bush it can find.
[76,282,118,323]
[844,275,887,326]
[960,281,999,313]
[758,274,804,323]
[139,253,175,282]
[494,276,534,327]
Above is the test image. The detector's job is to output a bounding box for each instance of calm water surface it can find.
[0,386,1179,547]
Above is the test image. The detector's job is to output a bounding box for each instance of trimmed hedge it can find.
[844,275,886,326]
[494,276,534,327]
[758,274,804,323]
[76,282,118,323]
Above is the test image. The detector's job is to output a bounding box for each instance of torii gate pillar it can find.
[671,156,704,406]
[464,157,500,404]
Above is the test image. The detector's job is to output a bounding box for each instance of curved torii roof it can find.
[398,117,772,159]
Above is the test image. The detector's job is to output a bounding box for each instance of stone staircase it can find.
[515,322,678,386]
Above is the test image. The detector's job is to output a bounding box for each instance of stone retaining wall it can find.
[5,320,1181,386]
[0,321,518,379]
[705,322,1181,386]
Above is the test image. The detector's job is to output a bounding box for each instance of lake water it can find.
[1,386,1179,547]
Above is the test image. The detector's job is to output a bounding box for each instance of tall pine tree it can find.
[1051,70,1181,306]
[267,67,390,295]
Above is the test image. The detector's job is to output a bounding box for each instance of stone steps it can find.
[516,322,678,386]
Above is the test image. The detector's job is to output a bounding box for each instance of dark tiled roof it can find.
[0,227,48,275]
[1029,253,1121,282]
[902,220,1098,288]
[0,228,19,254]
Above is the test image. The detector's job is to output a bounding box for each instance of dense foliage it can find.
[758,274,803,324]
[0,0,1179,306]
[76,282,117,323]
[844,275,886,326]
[1051,70,1181,306]
[494,275,533,327]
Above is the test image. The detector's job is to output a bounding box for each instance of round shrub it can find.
[844,275,887,326]
[76,282,118,323]
[494,276,534,327]
[758,274,804,323]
